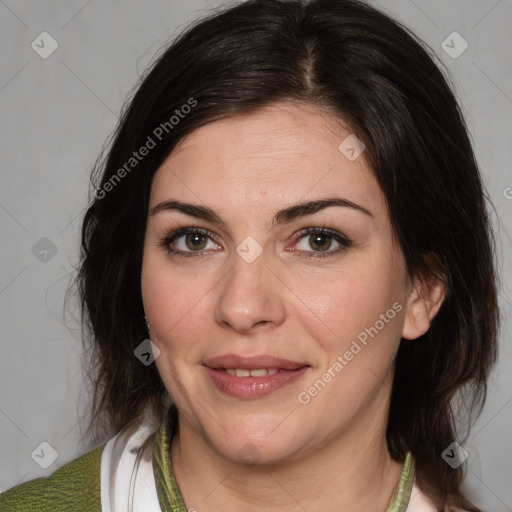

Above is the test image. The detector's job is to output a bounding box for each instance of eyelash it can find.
[158,226,352,260]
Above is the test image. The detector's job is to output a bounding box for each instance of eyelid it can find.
[158,225,218,244]
[294,226,351,243]
[289,226,352,256]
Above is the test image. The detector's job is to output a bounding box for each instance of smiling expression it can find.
[141,101,417,464]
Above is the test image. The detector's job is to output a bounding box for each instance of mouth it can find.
[203,354,310,399]
[223,368,280,377]
[203,354,307,371]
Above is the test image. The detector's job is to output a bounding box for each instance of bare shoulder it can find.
[407,482,474,512]
[406,481,437,511]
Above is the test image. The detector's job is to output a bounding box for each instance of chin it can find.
[221,438,298,467]
[202,417,306,467]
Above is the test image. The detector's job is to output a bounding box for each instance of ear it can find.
[401,272,446,341]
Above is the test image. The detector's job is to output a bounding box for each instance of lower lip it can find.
[205,367,309,399]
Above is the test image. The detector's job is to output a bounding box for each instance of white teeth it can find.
[249,368,268,377]
[224,368,279,377]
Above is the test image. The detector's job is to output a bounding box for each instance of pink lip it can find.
[203,354,310,399]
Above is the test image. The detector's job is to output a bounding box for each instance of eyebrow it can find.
[149,197,372,226]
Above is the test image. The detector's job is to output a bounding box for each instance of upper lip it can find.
[203,354,308,371]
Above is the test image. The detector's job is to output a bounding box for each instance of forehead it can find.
[150,102,386,217]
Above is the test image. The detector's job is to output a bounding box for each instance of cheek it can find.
[291,250,406,361]
[141,250,211,354]
[291,263,405,425]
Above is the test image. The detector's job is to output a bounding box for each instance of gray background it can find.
[0,0,511,509]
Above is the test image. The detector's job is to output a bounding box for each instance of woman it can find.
[0,0,498,510]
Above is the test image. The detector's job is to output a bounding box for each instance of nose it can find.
[214,250,286,334]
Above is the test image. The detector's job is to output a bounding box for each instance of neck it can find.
[170,387,403,512]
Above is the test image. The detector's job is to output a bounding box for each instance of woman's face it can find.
[141,102,417,464]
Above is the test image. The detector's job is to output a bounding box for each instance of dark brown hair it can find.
[76,0,499,509]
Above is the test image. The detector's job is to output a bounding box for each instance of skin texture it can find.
[141,102,445,511]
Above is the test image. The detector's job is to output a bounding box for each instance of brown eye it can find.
[163,228,221,256]
[293,227,352,259]
[309,233,333,251]
[185,233,208,250]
